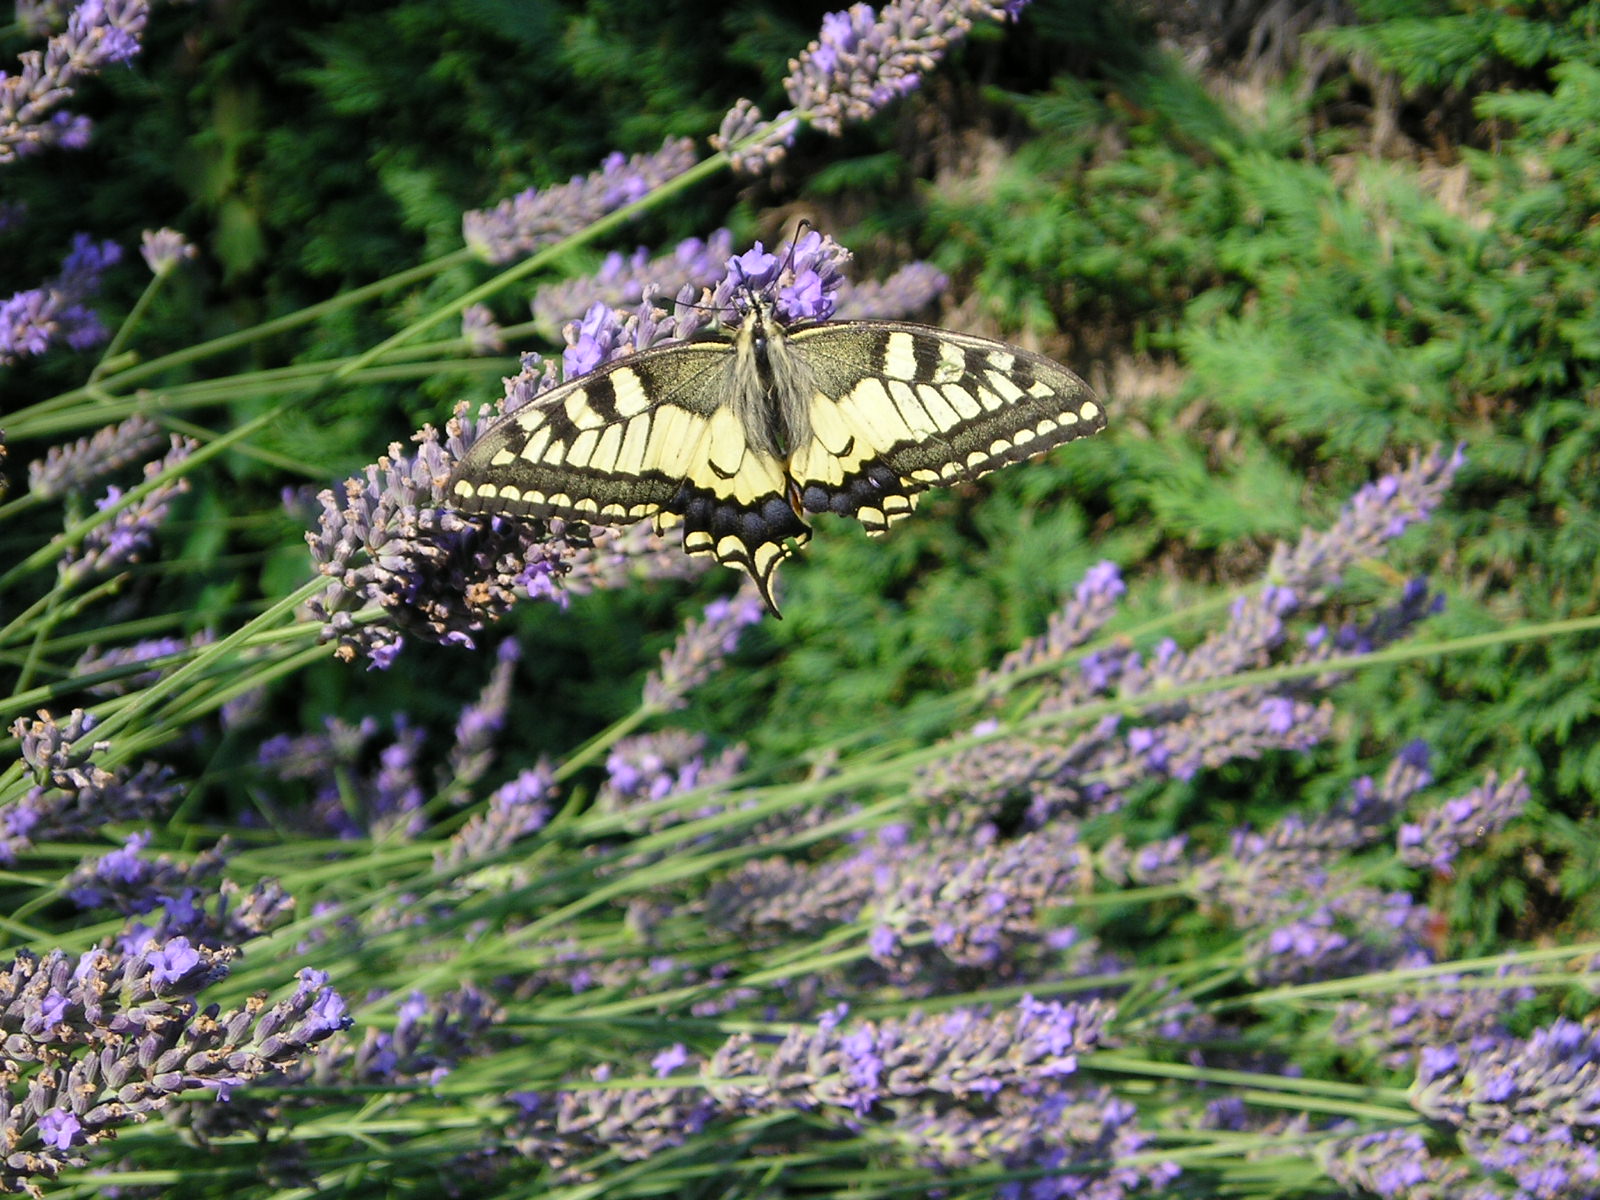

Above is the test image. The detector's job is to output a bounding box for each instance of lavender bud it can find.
[27,414,164,499]
[783,1,1028,137]
[0,0,149,164]
[530,231,734,335]
[1,234,122,363]
[5,711,180,865]
[59,435,197,584]
[641,587,767,712]
[302,396,696,666]
[463,137,696,265]
[438,763,556,868]
[459,302,504,353]
[447,638,521,787]
[711,98,799,174]
[1397,769,1529,872]
[832,261,949,319]
[139,228,196,275]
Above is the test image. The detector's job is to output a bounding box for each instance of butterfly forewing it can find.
[449,304,1104,617]
[785,321,1104,530]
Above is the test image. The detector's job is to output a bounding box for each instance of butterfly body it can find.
[449,296,1104,616]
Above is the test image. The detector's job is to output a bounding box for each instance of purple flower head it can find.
[530,230,734,334]
[1,234,121,364]
[1,1,149,164]
[1398,769,1529,873]
[302,396,700,665]
[711,98,800,174]
[651,1043,691,1077]
[563,301,623,377]
[642,586,767,711]
[146,936,200,988]
[784,1,1026,136]
[463,137,696,264]
[832,260,949,318]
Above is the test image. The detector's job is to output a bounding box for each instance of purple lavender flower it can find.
[59,434,195,583]
[1412,1018,1600,1197]
[783,1,1029,137]
[710,98,799,174]
[598,730,747,821]
[257,714,425,839]
[1,233,122,363]
[832,260,949,318]
[0,944,348,1194]
[74,631,212,696]
[923,453,1463,826]
[446,638,520,788]
[459,302,504,353]
[1319,1129,1483,1199]
[139,227,196,275]
[5,710,181,865]
[709,995,1113,1115]
[63,831,229,917]
[0,0,149,164]
[438,764,556,868]
[640,587,767,712]
[302,392,701,666]
[529,230,735,335]
[462,137,697,265]
[27,414,164,499]
[899,1086,1179,1199]
[1329,964,1537,1071]
[1398,769,1529,873]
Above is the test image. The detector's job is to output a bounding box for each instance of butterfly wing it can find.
[785,321,1104,531]
[448,340,808,613]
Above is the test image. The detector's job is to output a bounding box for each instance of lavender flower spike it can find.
[641,586,767,712]
[27,413,163,499]
[462,137,696,265]
[1,233,122,365]
[60,434,196,584]
[1397,769,1529,872]
[0,944,348,1194]
[784,1,1030,137]
[0,0,149,164]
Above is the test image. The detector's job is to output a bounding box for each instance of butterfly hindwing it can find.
[785,321,1103,530]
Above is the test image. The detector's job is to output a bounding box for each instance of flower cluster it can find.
[716,0,1029,172]
[496,996,1129,1185]
[59,433,196,584]
[783,0,1029,136]
[1397,769,1529,872]
[1,233,122,364]
[1412,1017,1600,1197]
[0,943,348,1193]
[641,588,767,712]
[0,0,149,164]
[301,396,696,667]
[74,630,213,696]
[138,227,195,276]
[5,709,181,866]
[919,448,1464,827]
[529,230,736,336]
[462,137,697,265]
[27,413,163,499]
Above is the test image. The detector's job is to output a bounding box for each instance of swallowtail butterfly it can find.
[449,258,1104,617]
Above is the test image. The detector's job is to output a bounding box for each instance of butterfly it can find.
[448,282,1104,617]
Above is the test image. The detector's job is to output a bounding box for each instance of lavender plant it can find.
[1,1,1595,1198]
